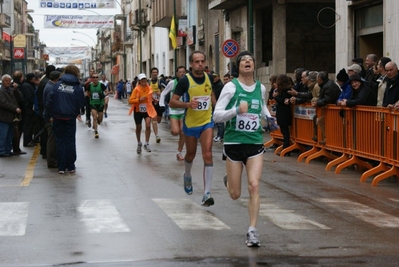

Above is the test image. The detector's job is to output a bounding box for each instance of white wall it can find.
[384,0,399,60]
[153,27,170,76]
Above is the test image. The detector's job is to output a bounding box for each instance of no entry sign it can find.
[222,39,240,58]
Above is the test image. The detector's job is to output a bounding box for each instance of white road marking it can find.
[317,198,399,228]
[77,200,130,233]
[257,202,331,230]
[0,202,29,236]
[152,198,230,230]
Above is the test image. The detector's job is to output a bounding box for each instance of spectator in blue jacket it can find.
[336,68,351,105]
[45,65,85,174]
[116,79,125,100]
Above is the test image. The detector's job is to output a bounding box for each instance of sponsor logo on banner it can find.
[294,106,316,120]
[40,0,116,9]
[44,15,114,29]
[13,48,24,59]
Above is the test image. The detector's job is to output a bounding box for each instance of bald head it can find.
[385,62,398,79]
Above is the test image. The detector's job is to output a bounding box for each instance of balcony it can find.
[208,0,247,10]
[151,0,184,28]
[0,13,11,28]
[27,49,37,60]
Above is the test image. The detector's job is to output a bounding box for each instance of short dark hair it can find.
[176,65,186,73]
[317,71,329,82]
[189,51,206,63]
[150,67,159,73]
[45,65,56,76]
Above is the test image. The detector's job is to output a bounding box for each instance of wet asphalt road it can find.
[0,97,398,267]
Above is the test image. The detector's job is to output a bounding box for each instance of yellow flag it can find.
[169,15,177,49]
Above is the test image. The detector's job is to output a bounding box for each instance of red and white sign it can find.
[222,39,240,58]
[13,48,25,59]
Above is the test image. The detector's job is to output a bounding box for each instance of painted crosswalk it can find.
[77,199,131,233]
[258,202,331,230]
[239,199,331,230]
[1,197,399,236]
[317,198,399,228]
[152,198,230,230]
[0,202,29,236]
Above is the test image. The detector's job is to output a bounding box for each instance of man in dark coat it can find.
[20,73,37,147]
[0,75,22,157]
[383,62,399,108]
[36,65,55,158]
[311,71,341,143]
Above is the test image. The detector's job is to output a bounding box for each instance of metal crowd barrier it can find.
[265,103,399,186]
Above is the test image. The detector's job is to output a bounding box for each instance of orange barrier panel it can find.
[264,104,399,186]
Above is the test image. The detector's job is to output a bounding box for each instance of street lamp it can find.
[73,30,96,45]
[72,38,91,47]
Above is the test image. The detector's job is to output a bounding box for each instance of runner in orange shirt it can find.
[128,73,156,154]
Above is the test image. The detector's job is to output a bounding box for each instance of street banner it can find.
[44,46,91,64]
[40,0,115,9]
[293,106,316,120]
[44,15,114,29]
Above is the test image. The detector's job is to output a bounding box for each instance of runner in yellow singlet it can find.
[169,51,216,207]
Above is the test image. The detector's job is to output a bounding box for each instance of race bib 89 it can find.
[192,96,211,111]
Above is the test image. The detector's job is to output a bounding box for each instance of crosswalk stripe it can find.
[77,200,130,233]
[152,198,230,230]
[0,202,29,236]
[256,202,331,230]
[317,198,399,228]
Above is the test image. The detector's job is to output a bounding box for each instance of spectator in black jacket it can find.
[11,71,26,155]
[20,73,36,147]
[36,65,55,159]
[0,75,22,157]
[337,74,376,107]
[383,61,399,108]
[311,71,341,144]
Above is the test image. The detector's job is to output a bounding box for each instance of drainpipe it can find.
[139,0,143,73]
[173,0,177,72]
[248,0,254,54]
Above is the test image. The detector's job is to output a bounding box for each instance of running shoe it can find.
[214,136,221,142]
[201,192,214,207]
[223,174,227,187]
[87,120,92,128]
[58,171,65,174]
[176,152,184,161]
[183,174,193,195]
[69,169,76,173]
[104,112,108,118]
[95,131,99,138]
[246,230,261,247]
[156,136,161,143]
[144,144,151,152]
[137,142,142,154]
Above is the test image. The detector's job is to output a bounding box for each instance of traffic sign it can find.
[222,39,240,58]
